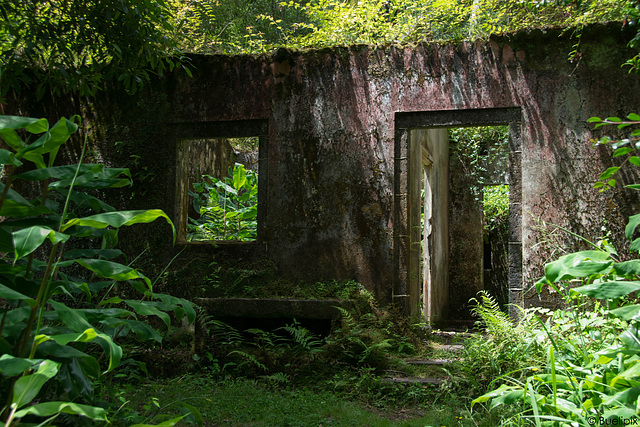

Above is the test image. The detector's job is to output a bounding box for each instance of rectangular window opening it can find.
[177,136,261,243]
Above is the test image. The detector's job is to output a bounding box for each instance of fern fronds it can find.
[470,290,512,337]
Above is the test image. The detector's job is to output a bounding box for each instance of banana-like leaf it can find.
[0,283,35,307]
[63,248,122,260]
[0,116,49,133]
[613,260,640,277]
[132,416,185,427]
[62,210,176,243]
[49,301,122,372]
[76,258,151,288]
[12,359,60,409]
[16,164,102,181]
[36,340,94,360]
[55,188,116,213]
[0,149,22,166]
[0,199,52,218]
[620,324,640,352]
[471,384,523,409]
[610,362,640,389]
[25,117,79,165]
[627,214,640,241]
[544,251,613,283]
[610,304,640,321]
[14,401,107,422]
[12,226,70,261]
[100,317,163,342]
[574,281,640,299]
[0,183,35,206]
[37,329,99,346]
[157,293,196,323]
[124,300,171,329]
[57,357,93,400]
[0,354,42,377]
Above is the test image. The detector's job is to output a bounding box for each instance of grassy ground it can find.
[108,293,523,426]
[110,328,511,427]
[116,375,485,426]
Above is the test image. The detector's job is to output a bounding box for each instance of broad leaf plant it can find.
[0,115,195,426]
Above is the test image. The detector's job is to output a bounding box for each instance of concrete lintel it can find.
[395,107,521,130]
[170,119,269,139]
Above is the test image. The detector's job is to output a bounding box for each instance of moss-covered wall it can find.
[5,22,640,323]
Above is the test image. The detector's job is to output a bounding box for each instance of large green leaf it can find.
[16,164,102,181]
[0,116,49,133]
[0,149,23,167]
[63,248,123,260]
[75,258,151,287]
[17,133,52,168]
[620,324,640,352]
[49,301,122,372]
[62,210,176,242]
[0,199,53,218]
[36,340,94,360]
[0,283,36,307]
[124,300,171,329]
[627,214,640,241]
[12,226,70,261]
[233,164,247,190]
[37,329,99,346]
[12,359,60,409]
[26,117,79,166]
[471,384,523,409]
[613,260,640,277]
[610,362,640,389]
[132,416,186,427]
[100,317,163,342]
[14,401,107,422]
[544,251,613,283]
[611,304,640,321]
[0,355,42,377]
[573,281,640,299]
[157,293,196,323]
[56,188,116,213]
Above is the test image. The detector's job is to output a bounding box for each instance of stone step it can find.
[403,358,459,366]
[438,344,465,353]
[382,376,446,386]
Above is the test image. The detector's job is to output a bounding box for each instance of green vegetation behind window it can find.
[187,163,258,242]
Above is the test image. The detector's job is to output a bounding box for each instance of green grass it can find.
[115,375,482,427]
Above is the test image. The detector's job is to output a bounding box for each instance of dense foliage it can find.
[0,0,630,98]
[471,116,640,424]
[0,0,189,99]
[188,164,258,242]
[0,116,196,425]
[168,0,625,54]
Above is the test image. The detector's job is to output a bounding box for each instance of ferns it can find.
[470,290,512,337]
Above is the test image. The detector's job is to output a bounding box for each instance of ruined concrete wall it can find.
[5,22,640,322]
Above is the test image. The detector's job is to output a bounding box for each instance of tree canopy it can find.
[0,0,631,98]
[0,0,188,99]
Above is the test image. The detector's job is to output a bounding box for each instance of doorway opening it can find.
[394,108,522,325]
[447,126,509,320]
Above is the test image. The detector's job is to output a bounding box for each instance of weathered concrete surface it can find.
[6,22,640,324]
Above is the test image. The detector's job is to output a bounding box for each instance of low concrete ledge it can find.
[195,298,354,320]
